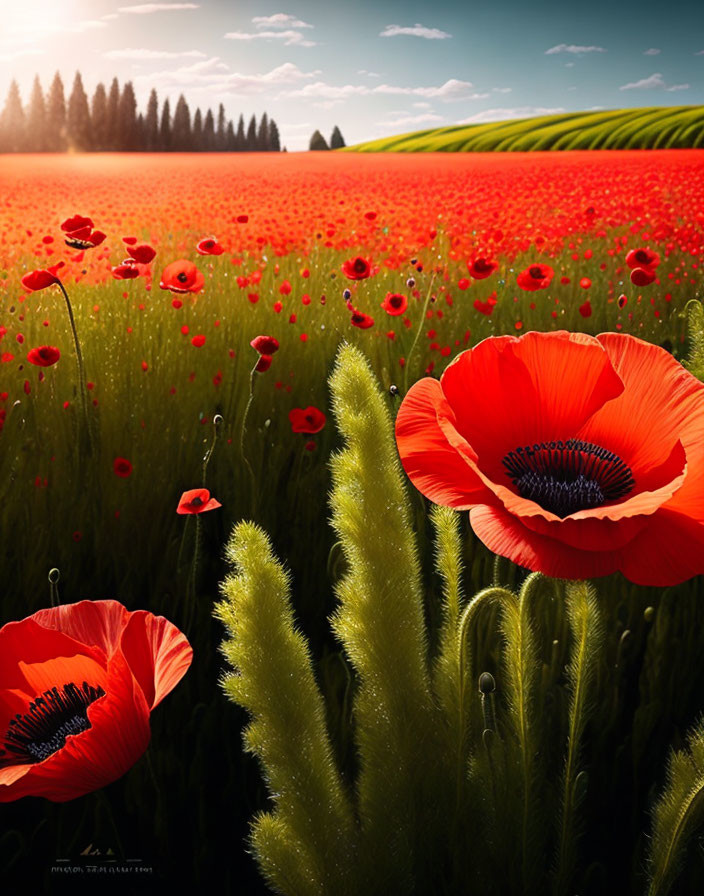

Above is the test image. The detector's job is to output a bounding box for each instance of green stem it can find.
[56,278,93,453]
[403,272,437,393]
[239,364,259,518]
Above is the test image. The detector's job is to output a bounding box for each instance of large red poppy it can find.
[516,263,554,291]
[342,256,371,280]
[395,331,704,586]
[0,600,191,802]
[159,260,205,294]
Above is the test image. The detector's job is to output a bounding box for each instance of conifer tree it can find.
[160,97,172,150]
[135,112,146,151]
[216,103,227,151]
[119,81,138,150]
[26,76,47,152]
[0,80,25,152]
[171,94,191,150]
[46,72,67,151]
[67,72,92,151]
[106,77,120,149]
[192,108,203,150]
[257,112,269,150]
[235,114,245,151]
[245,114,257,150]
[269,119,281,152]
[225,119,236,151]
[145,88,159,150]
[90,83,108,151]
[330,125,345,149]
[309,129,329,151]
[203,108,215,151]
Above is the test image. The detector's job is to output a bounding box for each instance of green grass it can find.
[345,107,704,153]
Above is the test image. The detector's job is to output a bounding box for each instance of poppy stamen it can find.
[0,681,105,766]
[503,438,635,518]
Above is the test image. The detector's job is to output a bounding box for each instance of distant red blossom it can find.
[176,488,221,515]
[250,335,279,355]
[516,263,554,292]
[196,237,224,256]
[113,457,133,478]
[468,257,499,280]
[626,247,660,270]
[159,260,205,294]
[288,406,326,434]
[381,293,408,316]
[126,244,156,264]
[27,346,60,367]
[342,256,371,280]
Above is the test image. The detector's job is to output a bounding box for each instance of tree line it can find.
[310,127,346,150]
[0,72,283,152]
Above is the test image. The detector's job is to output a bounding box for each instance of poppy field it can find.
[2,148,704,894]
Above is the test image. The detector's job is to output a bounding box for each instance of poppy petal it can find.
[30,600,130,658]
[440,331,624,481]
[18,654,108,697]
[120,611,193,710]
[470,504,622,580]
[618,511,704,587]
[395,377,491,509]
[0,651,150,802]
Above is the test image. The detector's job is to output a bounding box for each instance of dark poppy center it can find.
[635,250,650,264]
[502,438,635,518]
[390,295,403,307]
[474,258,490,271]
[177,272,188,283]
[529,266,544,279]
[354,259,367,272]
[190,496,204,507]
[0,681,105,766]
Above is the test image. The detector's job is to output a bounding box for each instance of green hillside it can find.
[345,106,704,152]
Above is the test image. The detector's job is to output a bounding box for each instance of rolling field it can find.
[346,106,704,152]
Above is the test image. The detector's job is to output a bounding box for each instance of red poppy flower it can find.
[196,237,224,256]
[27,346,60,367]
[468,257,499,280]
[289,406,326,434]
[625,247,660,270]
[111,261,140,280]
[255,354,272,372]
[21,269,60,292]
[250,335,279,355]
[61,215,93,234]
[630,267,657,287]
[0,600,191,801]
[61,216,106,250]
[342,256,371,280]
[159,260,205,294]
[350,309,374,329]
[516,263,554,291]
[381,293,408,316]
[395,330,704,586]
[113,457,132,478]
[176,488,221,515]
[126,244,156,264]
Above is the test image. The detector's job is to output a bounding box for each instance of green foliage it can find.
[344,106,704,152]
[683,300,704,382]
[217,347,704,896]
[647,718,704,896]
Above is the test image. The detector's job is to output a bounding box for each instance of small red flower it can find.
[111,262,140,280]
[255,354,273,372]
[27,346,60,367]
[0,600,191,801]
[61,216,105,250]
[191,335,206,348]
[21,269,60,292]
[159,260,205,294]
[468,257,499,280]
[516,263,554,292]
[113,457,133,478]
[626,247,660,270]
[342,256,371,280]
[196,237,224,256]
[350,309,375,329]
[176,488,221,515]
[381,293,408,316]
[289,406,326,434]
[630,267,657,287]
[60,215,93,234]
[126,244,156,264]
[250,335,279,355]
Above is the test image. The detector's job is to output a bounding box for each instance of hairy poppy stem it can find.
[48,568,60,608]
[55,278,93,453]
[403,272,437,394]
[202,414,223,484]
[239,364,259,518]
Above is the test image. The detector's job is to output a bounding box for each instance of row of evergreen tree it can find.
[0,72,283,153]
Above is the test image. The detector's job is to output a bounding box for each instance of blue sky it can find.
[0,0,702,149]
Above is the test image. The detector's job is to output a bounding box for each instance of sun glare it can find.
[5,0,72,40]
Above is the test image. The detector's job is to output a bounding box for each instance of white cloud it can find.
[252,14,313,29]
[379,112,445,128]
[413,101,432,109]
[358,70,381,78]
[644,48,661,55]
[619,72,689,90]
[696,50,704,55]
[224,29,315,47]
[0,47,43,61]
[545,44,606,55]
[565,62,575,68]
[285,78,478,102]
[104,48,207,59]
[492,87,512,94]
[118,4,199,13]
[380,23,452,39]
[137,61,319,95]
[457,106,565,124]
